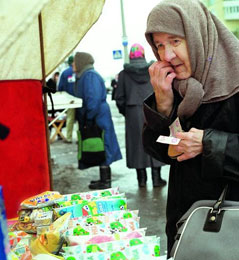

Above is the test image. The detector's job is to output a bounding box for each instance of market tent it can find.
[0,0,105,218]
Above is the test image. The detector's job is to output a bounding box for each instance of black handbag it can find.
[170,185,239,260]
[77,120,105,169]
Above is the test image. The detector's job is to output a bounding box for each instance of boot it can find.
[151,167,167,187]
[88,166,111,190]
[136,169,147,187]
[89,166,108,184]
[90,179,100,184]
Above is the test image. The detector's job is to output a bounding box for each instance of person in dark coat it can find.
[110,74,118,100]
[46,71,59,93]
[115,43,166,188]
[73,52,122,190]
[142,0,239,257]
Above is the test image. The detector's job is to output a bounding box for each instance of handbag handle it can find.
[203,184,229,233]
[212,184,228,212]
[82,111,97,127]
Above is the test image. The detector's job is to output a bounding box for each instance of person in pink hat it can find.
[115,43,167,188]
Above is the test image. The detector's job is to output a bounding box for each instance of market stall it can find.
[0,0,105,219]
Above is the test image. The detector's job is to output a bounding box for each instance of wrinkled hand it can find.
[175,128,204,162]
[148,61,176,116]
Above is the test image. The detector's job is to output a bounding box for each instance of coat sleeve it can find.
[202,129,239,182]
[142,94,177,164]
[58,71,66,92]
[82,72,103,120]
[114,71,126,116]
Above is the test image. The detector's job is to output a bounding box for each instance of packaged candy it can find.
[12,244,33,259]
[68,210,139,230]
[20,191,62,209]
[30,213,71,256]
[98,209,139,219]
[33,253,64,259]
[17,207,53,223]
[65,228,147,246]
[31,230,63,255]
[18,209,35,223]
[59,187,120,202]
[54,198,127,218]
[35,211,53,226]
[9,221,37,234]
[49,212,71,234]
[65,217,140,237]
[54,200,88,208]
[63,235,159,255]
[90,193,126,201]
[8,231,31,248]
[54,194,125,208]
[63,241,160,260]
[37,225,50,236]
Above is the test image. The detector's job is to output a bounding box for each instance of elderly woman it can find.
[142,0,239,257]
[73,52,122,190]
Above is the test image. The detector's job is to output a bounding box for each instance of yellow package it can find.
[20,191,62,209]
[30,234,64,258]
[30,213,71,256]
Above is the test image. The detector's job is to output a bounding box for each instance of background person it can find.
[73,52,122,190]
[142,0,239,257]
[115,43,166,188]
[110,74,118,100]
[58,56,75,143]
[46,71,59,93]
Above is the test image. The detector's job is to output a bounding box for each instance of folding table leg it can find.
[50,120,66,143]
[56,120,66,141]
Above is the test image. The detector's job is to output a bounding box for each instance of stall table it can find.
[47,91,82,143]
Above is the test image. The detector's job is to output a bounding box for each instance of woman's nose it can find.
[163,46,176,62]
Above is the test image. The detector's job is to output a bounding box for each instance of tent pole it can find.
[38,13,53,190]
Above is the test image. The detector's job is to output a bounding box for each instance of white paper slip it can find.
[156,135,181,145]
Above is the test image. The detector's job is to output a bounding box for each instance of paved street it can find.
[50,93,170,256]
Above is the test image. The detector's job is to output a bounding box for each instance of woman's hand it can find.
[175,128,204,162]
[148,61,176,116]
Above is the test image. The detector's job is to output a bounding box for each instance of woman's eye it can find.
[172,39,181,46]
[156,43,164,50]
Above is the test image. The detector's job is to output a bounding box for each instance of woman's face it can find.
[153,32,192,80]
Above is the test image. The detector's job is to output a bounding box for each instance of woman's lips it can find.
[173,64,182,68]
[173,64,184,71]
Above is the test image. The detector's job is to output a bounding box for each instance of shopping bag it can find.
[170,185,239,260]
[77,123,105,169]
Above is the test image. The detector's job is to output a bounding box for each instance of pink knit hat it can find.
[129,43,145,59]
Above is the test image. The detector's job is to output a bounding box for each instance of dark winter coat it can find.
[143,91,239,252]
[115,58,164,169]
[74,68,122,167]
